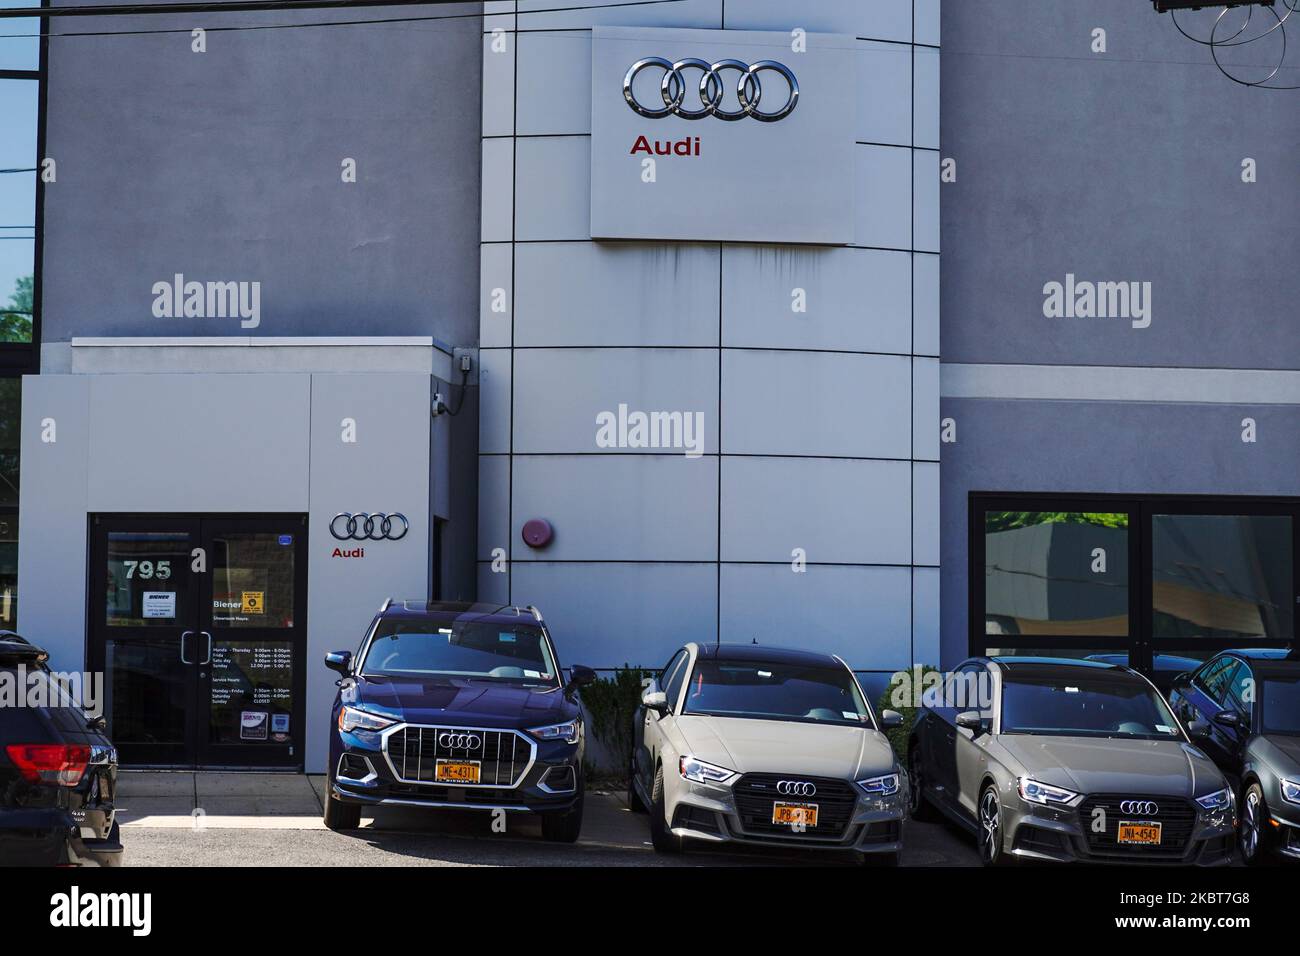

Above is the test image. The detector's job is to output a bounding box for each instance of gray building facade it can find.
[3,0,1295,771]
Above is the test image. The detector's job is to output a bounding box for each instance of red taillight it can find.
[5,744,91,786]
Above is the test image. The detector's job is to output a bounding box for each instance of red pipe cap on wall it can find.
[521,518,554,549]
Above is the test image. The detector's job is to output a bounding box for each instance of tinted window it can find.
[1260,675,1300,736]
[1152,514,1293,641]
[983,511,1129,637]
[662,651,690,711]
[361,620,557,686]
[681,659,871,727]
[1001,674,1182,740]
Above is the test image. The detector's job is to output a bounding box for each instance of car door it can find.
[1182,657,1246,772]
[928,662,984,818]
[951,663,995,820]
[635,648,687,794]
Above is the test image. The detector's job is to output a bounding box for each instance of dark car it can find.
[1169,649,1300,864]
[323,601,595,841]
[1085,653,1206,695]
[0,632,122,866]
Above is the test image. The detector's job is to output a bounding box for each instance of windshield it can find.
[681,659,872,727]
[1262,676,1300,735]
[360,620,558,686]
[1001,675,1183,740]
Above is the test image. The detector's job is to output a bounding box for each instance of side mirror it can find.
[956,710,985,735]
[1171,672,1192,691]
[565,664,597,696]
[642,689,669,714]
[324,650,352,675]
[85,714,107,732]
[1212,710,1241,729]
[879,709,904,730]
[1188,719,1211,739]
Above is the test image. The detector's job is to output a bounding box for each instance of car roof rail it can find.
[378,598,393,613]
[525,604,543,621]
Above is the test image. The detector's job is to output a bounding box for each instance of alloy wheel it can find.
[979,789,1001,863]
[1242,789,1260,860]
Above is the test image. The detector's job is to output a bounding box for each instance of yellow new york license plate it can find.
[772,802,818,827]
[1117,821,1162,845]
[435,759,481,784]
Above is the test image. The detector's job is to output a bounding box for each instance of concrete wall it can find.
[938,0,1300,664]
[478,0,941,674]
[41,0,483,347]
[18,369,434,772]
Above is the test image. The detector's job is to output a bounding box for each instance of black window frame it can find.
[0,0,46,370]
[971,492,1299,676]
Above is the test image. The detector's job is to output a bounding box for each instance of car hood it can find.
[347,676,572,729]
[1255,735,1300,777]
[995,735,1224,798]
[674,715,895,778]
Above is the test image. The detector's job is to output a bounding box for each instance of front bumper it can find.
[1001,791,1236,866]
[330,722,582,814]
[665,776,907,854]
[1261,797,1300,860]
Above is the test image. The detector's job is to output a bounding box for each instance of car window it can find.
[1223,662,1253,722]
[1262,675,1300,735]
[663,651,691,712]
[1195,657,1235,703]
[659,649,685,687]
[360,619,558,686]
[1001,674,1183,740]
[680,659,872,727]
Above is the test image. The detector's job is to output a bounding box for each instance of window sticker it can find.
[499,632,517,643]
[240,711,269,741]
[142,591,176,619]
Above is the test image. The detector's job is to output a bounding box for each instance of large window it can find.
[0,0,43,359]
[973,495,1298,674]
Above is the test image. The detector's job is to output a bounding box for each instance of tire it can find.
[978,784,1012,867]
[648,764,683,854]
[628,754,648,814]
[323,779,362,831]
[1240,781,1273,866]
[907,742,937,822]
[541,789,585,843]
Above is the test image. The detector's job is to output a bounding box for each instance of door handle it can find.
[199,632,212,665]
[180,631,194,665]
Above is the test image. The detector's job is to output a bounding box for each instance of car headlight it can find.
[338,706,396,734]
[1196,787,1233,813]
[1281,779,1300,806]
[679,755,736,786]
[857,772,901,796]
[1018,777,1079,806]
[528,720,580,744]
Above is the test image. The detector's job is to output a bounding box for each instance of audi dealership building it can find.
[1,0,1296,772]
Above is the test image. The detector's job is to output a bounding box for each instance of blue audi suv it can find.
[323,600,595,841]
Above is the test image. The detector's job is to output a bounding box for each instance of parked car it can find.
[629,642,907,864]
[1085,652,1205,695]
[323,601,595,841]
[908,656,1236,866]
[0,632,122,866]
[1168,648,1300,864]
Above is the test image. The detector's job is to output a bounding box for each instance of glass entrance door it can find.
[89,515,308,769]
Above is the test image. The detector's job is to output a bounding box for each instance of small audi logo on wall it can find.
[1119,800,1159,816]
[438,733,482,751]
[776,780,816,797]
[623,57,799,122]
[329,513,409,541]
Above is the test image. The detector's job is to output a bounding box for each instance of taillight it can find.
[5,744,91,786]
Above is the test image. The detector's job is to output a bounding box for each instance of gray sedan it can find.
[629,642,907,864]
[908,657,1237,866]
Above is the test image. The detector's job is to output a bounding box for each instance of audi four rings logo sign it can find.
[329,513,409,541]
[1119,800,1159,816]
[623,57,799,122]
[776,780,816,797]
[438,733,482,751]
